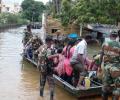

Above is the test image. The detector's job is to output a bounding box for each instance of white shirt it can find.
[70,39,87,63]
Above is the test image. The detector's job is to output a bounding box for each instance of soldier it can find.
[23,25,33,46]
[101,32,120,100]
[38,37,55,100]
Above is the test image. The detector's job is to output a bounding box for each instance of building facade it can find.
[0,2,21,14]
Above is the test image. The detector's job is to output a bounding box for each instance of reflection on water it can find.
[0,27,76,100]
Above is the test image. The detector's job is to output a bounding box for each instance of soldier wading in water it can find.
[38,37,55,100]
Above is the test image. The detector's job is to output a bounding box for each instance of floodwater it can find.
[0,27,112,100]
[0,27,76,100]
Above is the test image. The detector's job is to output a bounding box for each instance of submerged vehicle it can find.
[31,22,42,29]
[22,55,102,98]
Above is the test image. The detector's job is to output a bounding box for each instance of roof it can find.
[87,24,120,35]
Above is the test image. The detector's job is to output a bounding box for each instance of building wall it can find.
[46,16,80,35]
[1,3,21,14]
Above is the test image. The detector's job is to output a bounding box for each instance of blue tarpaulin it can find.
[68,33,78,38]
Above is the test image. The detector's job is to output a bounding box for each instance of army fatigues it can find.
[102,40,120,100]
[23,31,33,46]
[38,44,55,100]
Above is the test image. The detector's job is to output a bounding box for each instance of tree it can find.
[21,0,45,22]
[60,0,73,26]
[45,1,54,16]
[48,0,120,26]
[73,0,120,25]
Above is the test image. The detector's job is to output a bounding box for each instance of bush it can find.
[0,13,28,25]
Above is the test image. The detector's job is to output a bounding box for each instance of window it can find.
[51,29,58,33]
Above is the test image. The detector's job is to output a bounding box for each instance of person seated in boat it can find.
[85,53,101,71]
[100,32,120,100]
[32,36,43,62]
[61,39,77,85]
[24,36,37,59]
[47,48,65,77]
[70,36,91,88]
[23,25,33,46]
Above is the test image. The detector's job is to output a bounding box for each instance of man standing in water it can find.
[101,32,120,100]
[39,37,55,100]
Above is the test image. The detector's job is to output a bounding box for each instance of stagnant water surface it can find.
[0,27,108,100]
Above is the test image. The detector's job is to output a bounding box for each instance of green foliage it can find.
[72,0,120,25]
[45,1,55,16]
[50,0,120,26]
[0,13,28,25]
[21,0,45,22]
[60,0,72,26]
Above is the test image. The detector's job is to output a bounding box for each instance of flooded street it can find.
[0,27,112,100]
[0,27,76,100]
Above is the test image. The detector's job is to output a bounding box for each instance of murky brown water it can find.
[0,27,112,100]
[0,27,76,100]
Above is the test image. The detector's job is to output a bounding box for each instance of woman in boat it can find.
[24,36,34,59]
[62,39,76,84]
[24,36,40,60]
[48,48,65,77]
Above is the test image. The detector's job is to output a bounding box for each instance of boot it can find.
[112,95,119,100]
[50,90,54,100]
[101,92,108,100]
[40,87,44,97]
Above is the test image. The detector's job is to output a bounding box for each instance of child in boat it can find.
[54,48,65,76]
[85,54,100,71]
[48,48,65,77]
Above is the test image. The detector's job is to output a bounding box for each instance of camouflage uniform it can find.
[38,44,55,100]
[102,40,120,99]
[23,31,33,46]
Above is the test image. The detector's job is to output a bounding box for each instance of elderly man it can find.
[70,36,91,87]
